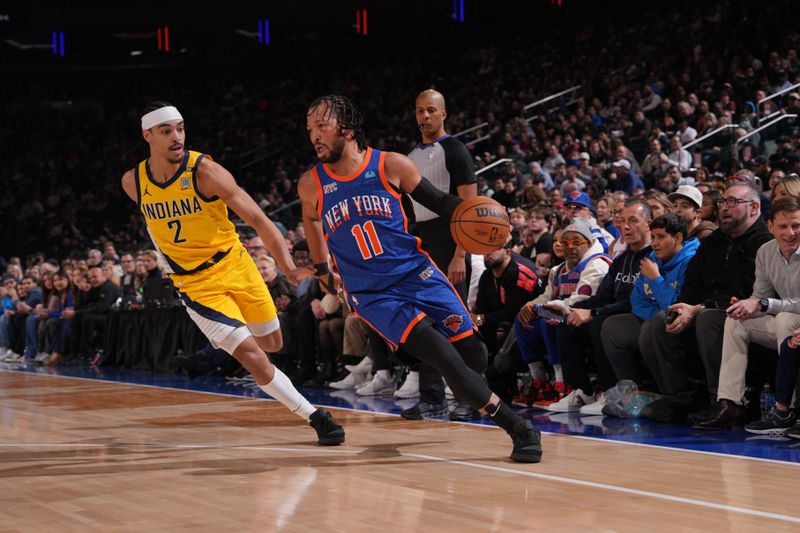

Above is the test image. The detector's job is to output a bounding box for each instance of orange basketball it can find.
[450,197,511,255]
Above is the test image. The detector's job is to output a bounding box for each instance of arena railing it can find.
[475,158,512,175]
[683,124,738,152]
[240,139,283,170]
[735,113,797,146]
[522,85,582,112]
[758,82,800,119]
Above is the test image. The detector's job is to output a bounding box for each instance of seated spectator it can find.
[640,139,669,186]
[119,252,137,299]
[0,276,18,357]
[667,135,692,172]
[603,214,699,401]
[514,218,611,406]
[770,175,800,202]
[645,191,673,218]
[517,205,554,269]
[639,183,772,422]
[41,271,74,365]
[669,185,716,241]
[551,200,654,413]
[62,266,121,364]
[2,275,42,362]
[141,250,163,279]
[700,189,722,224]
[564,191,614,253]
[256,254,296,367]
[694,196,800,429]
[595,194,620,239]
[746,328,800,438]
[611,159,645,196]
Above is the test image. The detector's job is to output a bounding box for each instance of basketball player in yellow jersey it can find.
[120,101,344,445]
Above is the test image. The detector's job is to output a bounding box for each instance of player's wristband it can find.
[314,262,335,293]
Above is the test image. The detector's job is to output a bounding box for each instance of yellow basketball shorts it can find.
[171,247,279,353]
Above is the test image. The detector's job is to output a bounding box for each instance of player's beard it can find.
[320,135,346,163]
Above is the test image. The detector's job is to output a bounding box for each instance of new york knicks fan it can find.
[298,95,542,463]
[120,101,344,445]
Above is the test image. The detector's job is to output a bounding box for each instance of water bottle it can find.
[760,383,775,416]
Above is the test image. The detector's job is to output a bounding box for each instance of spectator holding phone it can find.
[640,183,772,422]
[602,214,699,394]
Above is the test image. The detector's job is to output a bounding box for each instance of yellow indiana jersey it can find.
[136,150,240,275]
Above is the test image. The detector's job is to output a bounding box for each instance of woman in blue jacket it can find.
[631,215,700,320]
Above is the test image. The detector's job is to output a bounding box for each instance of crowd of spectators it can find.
[4,0,800,437]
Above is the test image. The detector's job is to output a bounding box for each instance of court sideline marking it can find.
[0,441,798,525]
[1,367,799,470]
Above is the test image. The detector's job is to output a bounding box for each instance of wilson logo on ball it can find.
[476,207,509,221]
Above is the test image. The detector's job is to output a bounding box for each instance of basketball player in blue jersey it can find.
[120,101,344,446]
[298,95,542,463]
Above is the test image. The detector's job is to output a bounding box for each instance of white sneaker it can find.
[394,371,419,399]
[34,352,50,363]
[580,392,607,416]
[444,381,454,400]
[355,371,395,396]
[344,357,372,376]
[1,352,22,363]
[329,372,366,390]
[0,348,10,357]
[547,388,595,412]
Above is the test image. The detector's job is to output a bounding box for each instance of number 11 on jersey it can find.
[351,221,384,260]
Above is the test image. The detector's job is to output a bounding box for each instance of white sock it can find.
[375,369,391,381]
[553,364,564,383]
[528,361,546,382]
[260,367,317,421]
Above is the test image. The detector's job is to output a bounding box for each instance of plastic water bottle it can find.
[760,384,775,416]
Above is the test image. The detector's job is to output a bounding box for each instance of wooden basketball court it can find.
[1,371,797,532]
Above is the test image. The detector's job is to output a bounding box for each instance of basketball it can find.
[450,197,511,255]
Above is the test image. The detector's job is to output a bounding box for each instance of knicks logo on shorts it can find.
[419,266,434,280]
[443,314,463,332]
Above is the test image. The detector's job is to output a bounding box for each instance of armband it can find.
[410,177,463,219]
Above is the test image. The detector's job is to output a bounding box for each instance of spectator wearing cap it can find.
[640,183,772,422]
[577,152,592,181]
[611,159,645,196]
[670,185,716,241]
[514,218,611,405]
[564,191,614,253]
[551,199,654,414]
[667,135,693,172]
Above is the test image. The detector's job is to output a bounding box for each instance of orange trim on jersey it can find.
[400,312,427,344]
[378,151,402,200]
[311,166,324,218]
[448,328,476,343]
[323,147,373,182]
[352,308,398,351]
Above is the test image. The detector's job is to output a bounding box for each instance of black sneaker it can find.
[400,401,449,420]
[309,408,345,446]
[448,401,481,421]
[745,407,795,435]
[784,419,800,440]
[508,420,543,463]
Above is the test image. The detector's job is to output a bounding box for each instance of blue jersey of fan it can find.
[313,147,428,293]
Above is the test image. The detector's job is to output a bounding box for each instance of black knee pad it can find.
[454,333,488,374]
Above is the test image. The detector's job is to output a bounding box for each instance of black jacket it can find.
[573,244,652,317]
[77,280,121,317]
[678,218,773,308]
[475,253,542,329]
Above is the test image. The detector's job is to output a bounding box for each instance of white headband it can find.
[141,106,183,129]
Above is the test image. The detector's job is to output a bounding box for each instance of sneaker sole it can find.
[318,433,345,446]
[745,427,793,435]
[510,448,543,463]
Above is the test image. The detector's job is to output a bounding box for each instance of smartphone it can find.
[664,309,678,325]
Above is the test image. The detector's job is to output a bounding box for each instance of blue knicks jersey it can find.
[313,147,429,293]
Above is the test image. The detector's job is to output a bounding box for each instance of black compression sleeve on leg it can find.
[401,319,490,408]
[452,333,488,374]
[409,177,464,219]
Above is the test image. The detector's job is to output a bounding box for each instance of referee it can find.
[403,89,479,421]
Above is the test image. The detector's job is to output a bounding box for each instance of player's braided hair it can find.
[308,95,367,150]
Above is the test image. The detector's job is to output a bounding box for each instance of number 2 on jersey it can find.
[167,219,187,244]
[351,221,383,260]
